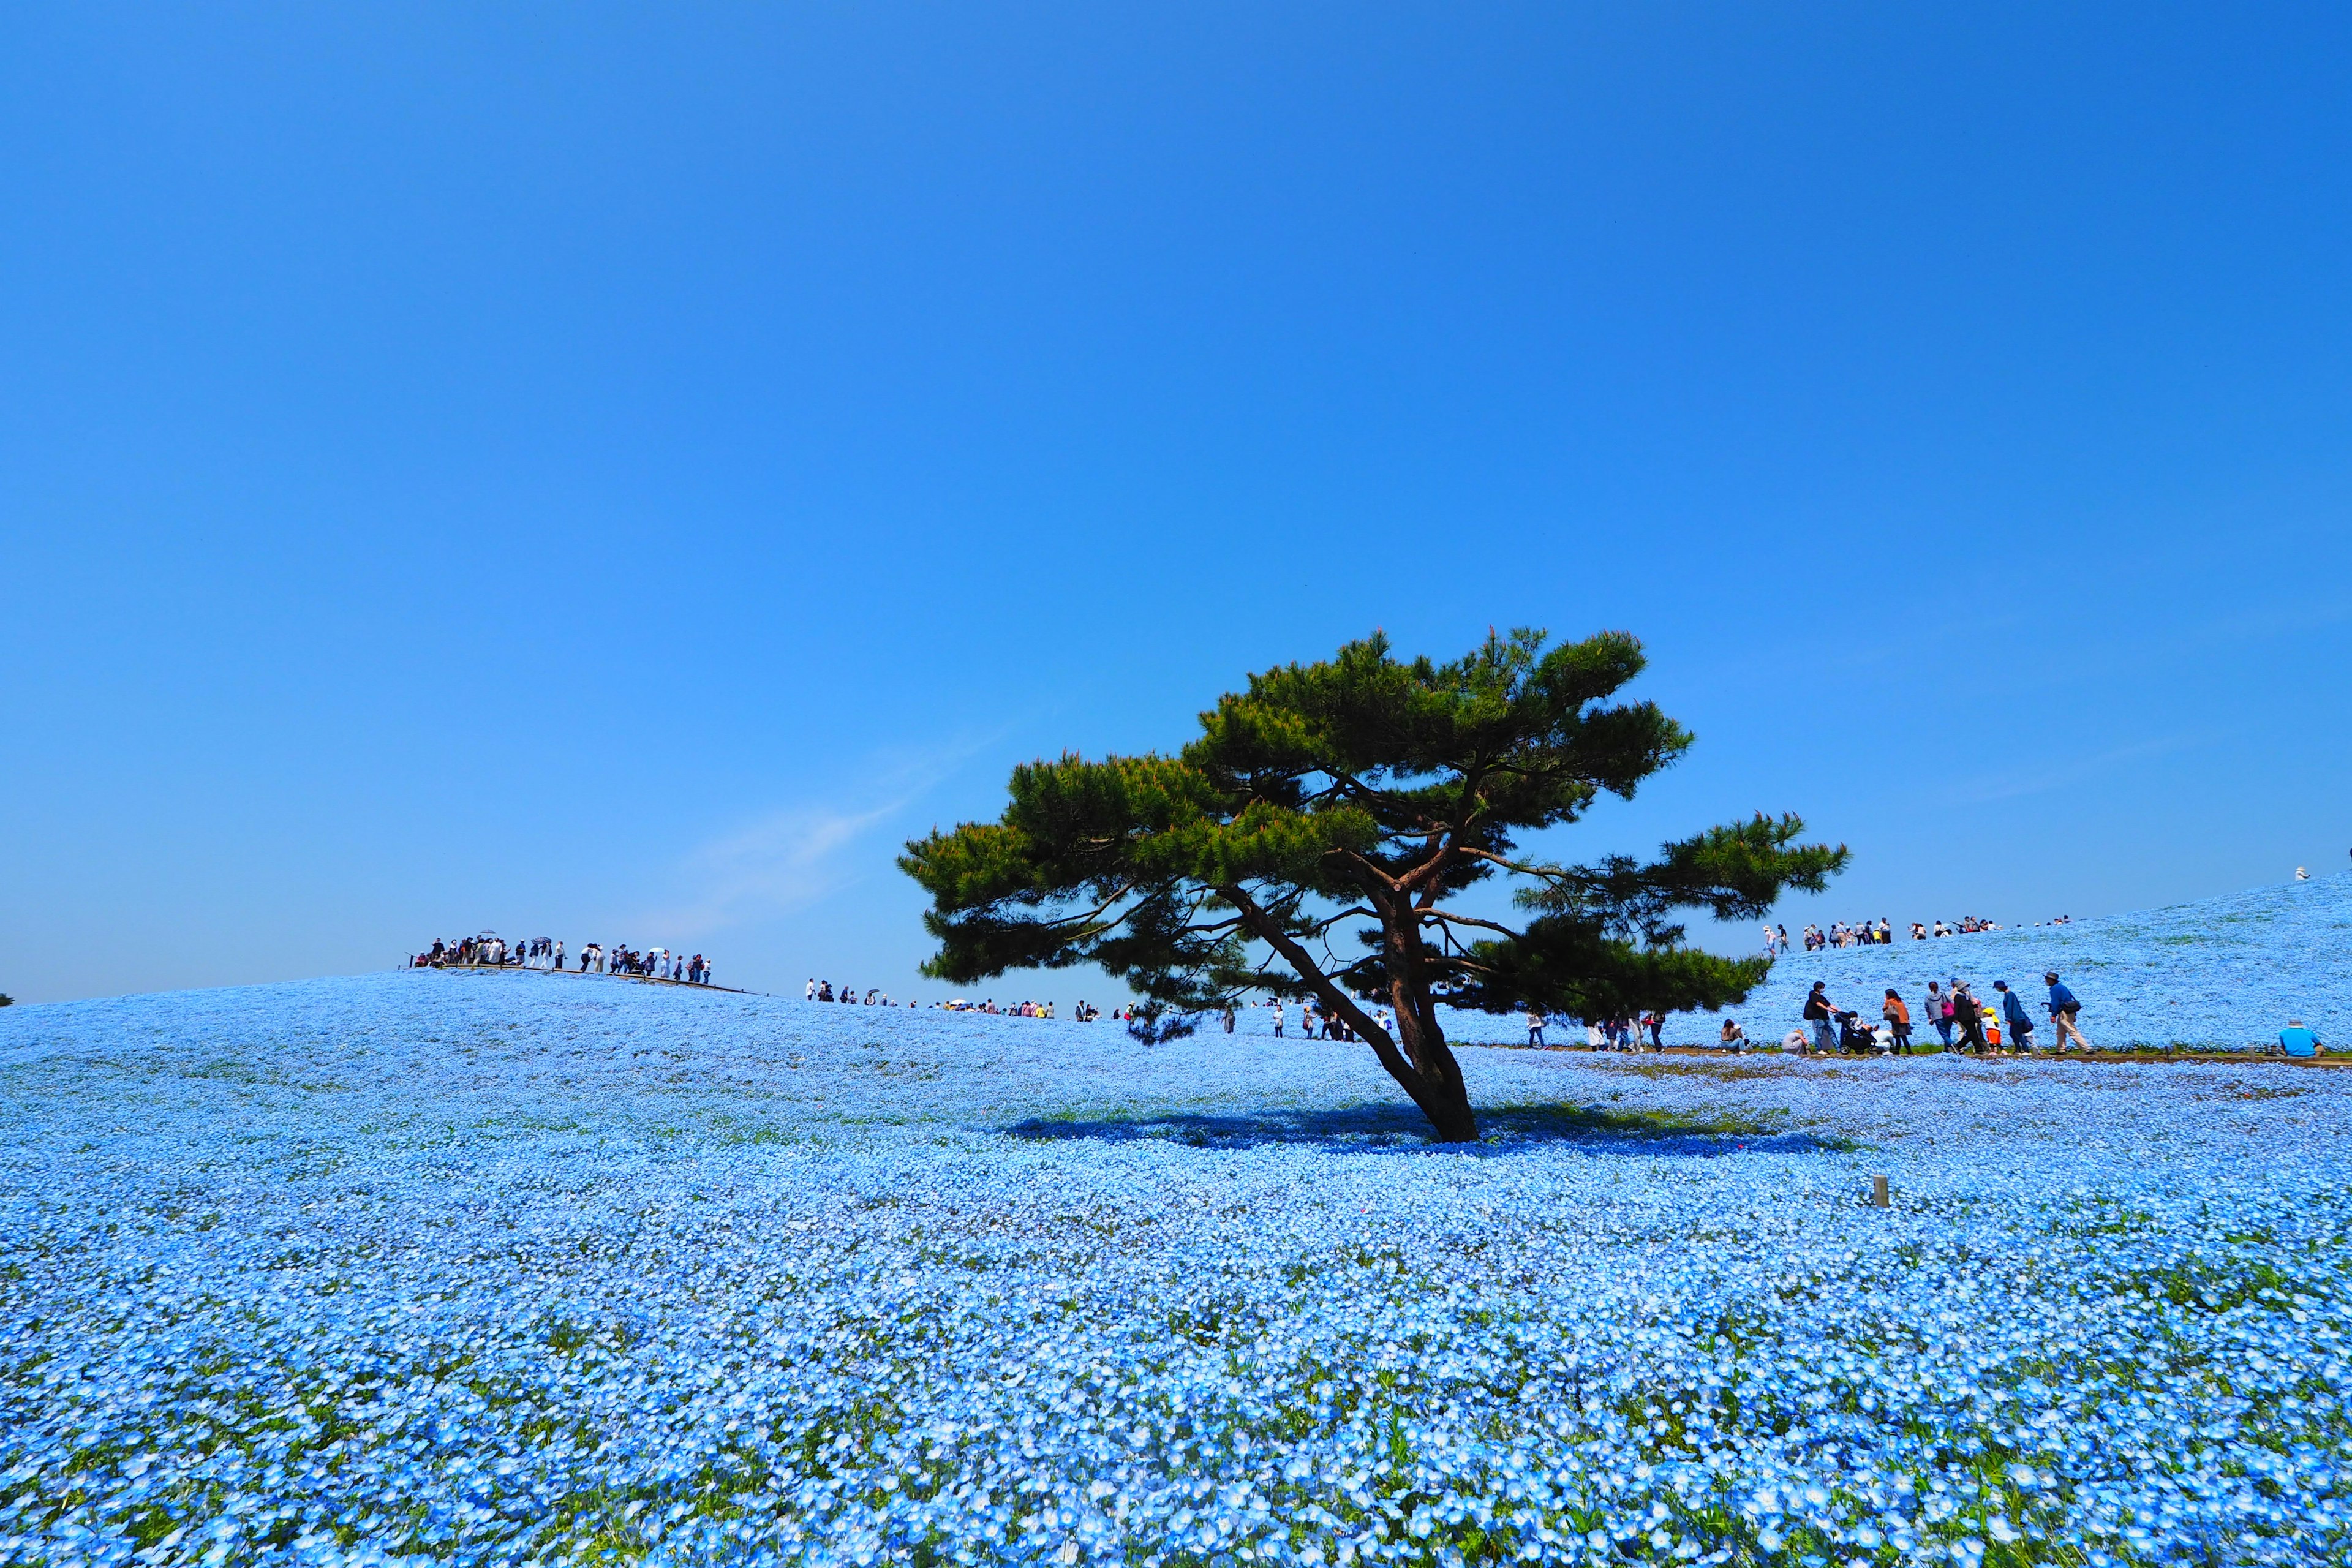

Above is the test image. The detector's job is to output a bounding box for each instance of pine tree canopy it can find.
[900,628,1847,1140]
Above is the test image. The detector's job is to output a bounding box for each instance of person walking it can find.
[1526,1006,1547,1047]
[1272,1001,1284,1038]
[1951,984,1989,1054]
[2045,972,2092,1051]
[1803,982,1838,1056]
[1923,981,1953,1049]
[1994,981,2036,1054]
[1883,989,1913,1054]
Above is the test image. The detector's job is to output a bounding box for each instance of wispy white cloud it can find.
[633,734,1003,938]
[1941,731,2217,806]
[646,804,900,937]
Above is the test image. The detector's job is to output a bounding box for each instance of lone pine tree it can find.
[900,628,1846,1142]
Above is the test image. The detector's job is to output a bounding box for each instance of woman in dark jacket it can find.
[1951,985,1989,1054]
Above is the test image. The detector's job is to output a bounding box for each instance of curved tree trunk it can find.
[1219,881,1482,1143]
[1385,1004,1479,1142]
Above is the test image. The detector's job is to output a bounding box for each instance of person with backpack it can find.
[1803,982,1839,1056]
[1951,984,1989,1054]
[1994,981,2036,1054]
[2045,971,2092,1052]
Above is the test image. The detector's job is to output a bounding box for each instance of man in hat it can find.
[2046,972,2092,1052]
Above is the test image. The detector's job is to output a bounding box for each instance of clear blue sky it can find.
[6,4,2349,1006]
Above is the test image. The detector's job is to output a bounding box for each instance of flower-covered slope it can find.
[1191,873,2348,1049]
[2,941,2349,1566]
[1732,872,2351,1049]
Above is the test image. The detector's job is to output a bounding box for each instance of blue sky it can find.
[6,4,2349,1006]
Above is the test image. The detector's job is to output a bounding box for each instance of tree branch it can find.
[1415,908,1523,940]
[1215,883,1407,1073]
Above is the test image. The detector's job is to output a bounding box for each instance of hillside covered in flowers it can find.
[2,880,2348,1566]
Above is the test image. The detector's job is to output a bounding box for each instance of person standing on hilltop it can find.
[2046,972,2092,1052]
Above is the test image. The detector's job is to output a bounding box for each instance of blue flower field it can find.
[3,878,2348,1567]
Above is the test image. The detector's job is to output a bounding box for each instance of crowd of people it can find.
[1769,915,2071,954]
[410,935,718,986]
[1787,971,2095,1056]
[806,980,907,1006]
[786,990,1423,1036]
[1254,998,1393,1041]
[1512,1008,1665,1051]
[801,981,1079,1017]
[408,941,2311,1060]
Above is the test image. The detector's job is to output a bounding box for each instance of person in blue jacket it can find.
[1994,981,2037,1054]
[2278,1020,2322,1058]
[2045,971,2092,1052]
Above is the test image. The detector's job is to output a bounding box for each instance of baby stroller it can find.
[1837,1011,1880,1054]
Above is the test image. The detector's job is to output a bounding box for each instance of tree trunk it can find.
[1218,881,1482,1144]
[1373,880,1480,1143]
[1385,997,1479,1142]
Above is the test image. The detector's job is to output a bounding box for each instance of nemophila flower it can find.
[2,907,2351,1567]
